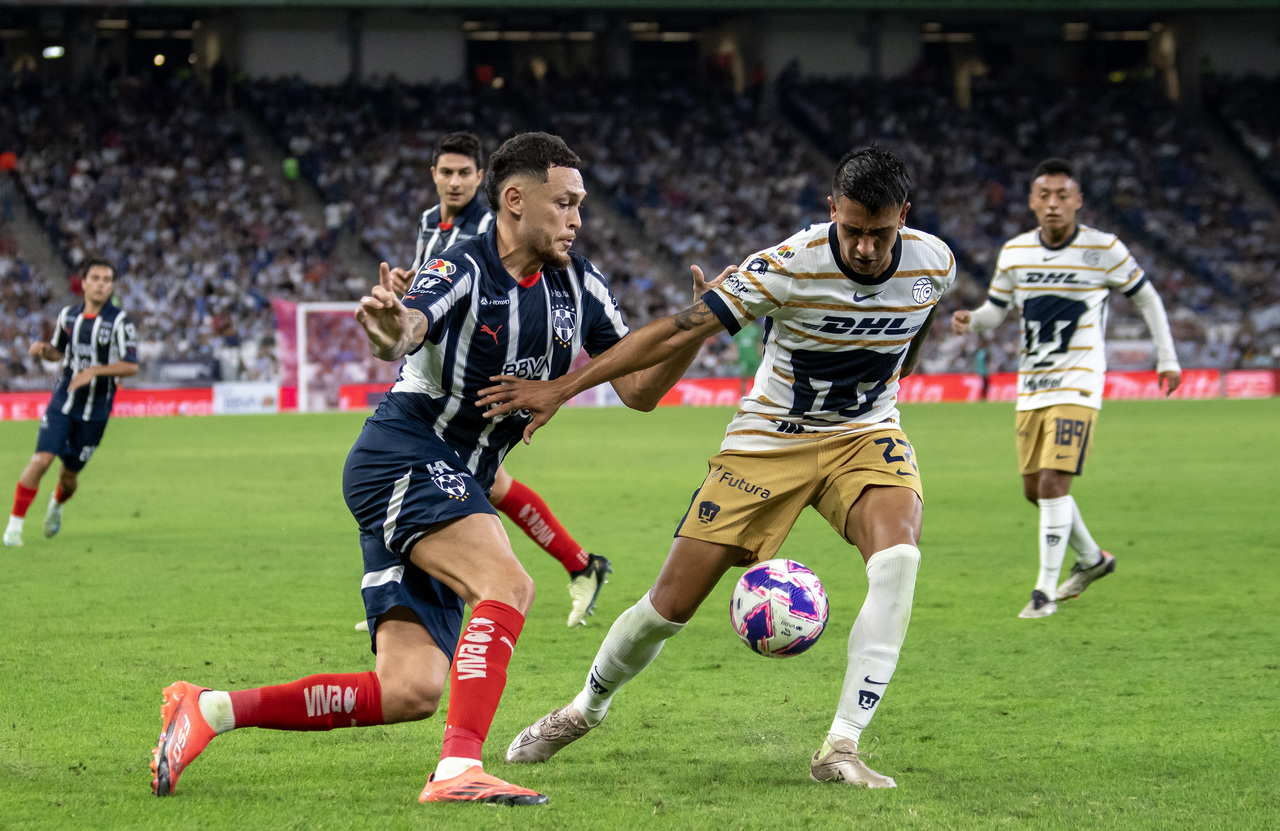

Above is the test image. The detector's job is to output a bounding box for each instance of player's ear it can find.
[475,168,485,184]
[827,195,837,220]
[898,202,911,228]
[503,182,523,218]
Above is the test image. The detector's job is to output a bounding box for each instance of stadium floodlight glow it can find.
[154,54,165,66]
[42,45,65,59]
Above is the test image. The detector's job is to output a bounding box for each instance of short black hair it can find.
[433,131,484,169]
[831,146,911,214]
[484,132,581,212]
[81,258,117,280]
[1031,157,1076,183]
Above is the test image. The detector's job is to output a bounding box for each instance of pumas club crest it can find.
[912,278,933,304]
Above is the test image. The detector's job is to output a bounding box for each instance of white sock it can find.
[7,515,22,533]
[571,592,685,726]
[434,756,482,780]
[1067,497,1102,567]
[829,544,920,746]
[197,690,236,734]
[1036,496,1074,597]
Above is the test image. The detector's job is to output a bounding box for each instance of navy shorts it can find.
[35,410,109,473]
[342,418,498,657]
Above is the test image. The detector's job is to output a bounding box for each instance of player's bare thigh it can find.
[649,536,751,624]
[488,464,514,505]
[374,606,451,722]
[843,485,923,563]
[408,512,534,614]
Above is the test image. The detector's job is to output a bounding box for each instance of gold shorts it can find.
[1015,404,1098,476]
[674,428,924,564]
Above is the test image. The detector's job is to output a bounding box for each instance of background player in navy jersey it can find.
[150,133,721,806]
[486,147,954,789]
[951,158,1181,619]
[5,260,137,547]
[354,130,611,632]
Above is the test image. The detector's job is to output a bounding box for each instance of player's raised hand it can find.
[476,376,569,444]
[691,264,737,301]
[27,341,47,358]
[356,263,409,357]
[1159,369,1181,396]
[950,310,972,335]
[387,266,413,295]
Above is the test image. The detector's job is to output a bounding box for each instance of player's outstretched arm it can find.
[608,264,736,411]
[477,292,727,444]
[356,263,427,362]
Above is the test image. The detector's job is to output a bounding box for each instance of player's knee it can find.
[379,674,443,722]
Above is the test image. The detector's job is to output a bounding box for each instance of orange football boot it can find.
[418,765,548,805]
[151,681,218,796]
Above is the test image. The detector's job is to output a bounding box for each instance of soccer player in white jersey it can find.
[951,158,1181,619]
[371,131,611,630]
[481,147,955,789]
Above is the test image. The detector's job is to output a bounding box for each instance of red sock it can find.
[495,480,590,573]
[54,484,73,504]
[440,600,525,761]
[228,671,383,731]
[11,484,37,518]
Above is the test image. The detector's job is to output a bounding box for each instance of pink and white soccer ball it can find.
[730,558,829,657]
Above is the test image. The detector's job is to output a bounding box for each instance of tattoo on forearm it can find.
[671,300,716,332]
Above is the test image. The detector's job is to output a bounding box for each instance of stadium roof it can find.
[1,0,1276,9]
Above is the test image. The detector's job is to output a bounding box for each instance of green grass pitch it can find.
[1,400,1277,829]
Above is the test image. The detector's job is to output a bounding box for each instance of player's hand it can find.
[476,376,570,444]
[28,341,47,358]
[1159,369,1181,396]
[387,267,413,295]
[691,264,737,301]
[356,263,409,356]
[68,368,95,391]
[950,310,972,335]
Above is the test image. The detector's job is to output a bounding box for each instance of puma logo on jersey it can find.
[802,315,920,336]
[480,324,503,344]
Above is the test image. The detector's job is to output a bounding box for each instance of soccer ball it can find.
[730,559,829,657]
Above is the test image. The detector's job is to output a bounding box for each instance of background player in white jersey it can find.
[5,260,137,547]
[358,131,609,630]
[482,147,955,789]
[951,158,1181,619]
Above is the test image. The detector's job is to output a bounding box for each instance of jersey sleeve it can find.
[1102,237,1147,296]
[703,253,791,335]
[402,255,473,344]
[987,246,1017,309]
[115,311,138,364]
[579,259,630,357]
[410,209,431,273]
[51,307,71,353]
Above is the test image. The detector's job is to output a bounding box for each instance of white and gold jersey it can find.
[989,225,1146,411]
[703,221,956,453]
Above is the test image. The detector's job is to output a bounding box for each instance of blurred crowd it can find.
[2,71,1277,397]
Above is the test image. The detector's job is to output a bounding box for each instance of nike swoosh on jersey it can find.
[852,292,882,302]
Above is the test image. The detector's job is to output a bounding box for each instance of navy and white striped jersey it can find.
[379,225,629,487]
[410,193,495,271]
[46,302,138,422]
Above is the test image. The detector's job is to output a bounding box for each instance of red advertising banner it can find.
[1224,370,1277,399]
[0,388,214,421]
[1103,369,1220,400]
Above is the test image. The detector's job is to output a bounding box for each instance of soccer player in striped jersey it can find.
[371,131,610,631]
[5,260,137,547]
[951,157,1181,619]
[490,147,954,789]
[150,133,717,806]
